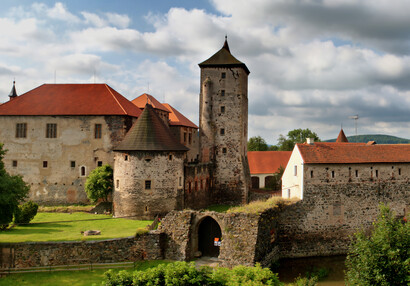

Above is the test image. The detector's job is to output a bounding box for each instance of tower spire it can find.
[223,35,230,53]
[8,80,17,100]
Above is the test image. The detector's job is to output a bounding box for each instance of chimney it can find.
[306,138,315,145]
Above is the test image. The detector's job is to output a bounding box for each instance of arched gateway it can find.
[198,216,222,257]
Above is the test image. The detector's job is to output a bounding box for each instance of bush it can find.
[103,262,283,286]
[85,164,113,203]
[345,204,409,286]
[289,276,318,286]
[14,201,38,224]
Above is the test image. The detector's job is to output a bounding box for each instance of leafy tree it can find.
[85,164,113,203]
[345,204,409,286]
[277,128,320,151]
[248,136,269,151]
[0,143,30,230]
[14,200,38,224]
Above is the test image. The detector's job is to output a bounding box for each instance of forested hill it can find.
[326,134,410,144]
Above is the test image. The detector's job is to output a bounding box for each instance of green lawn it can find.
[0,260,172,286]
[0,212,153,243]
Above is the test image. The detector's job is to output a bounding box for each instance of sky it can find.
[1,0,409,143]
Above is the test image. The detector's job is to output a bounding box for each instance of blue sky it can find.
[1,0,409,142]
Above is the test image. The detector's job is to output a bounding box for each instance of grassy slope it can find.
[0,212,152,243]
[0,261,171,286]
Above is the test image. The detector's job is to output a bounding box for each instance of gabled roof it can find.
[248,151,292,174]
[131,93,169,113]
[0,84,141,117]
[199,38,250,75]
[114,104,188,152]
[336,129,348,142]
[162,103,198,129]
[297,142,410,164]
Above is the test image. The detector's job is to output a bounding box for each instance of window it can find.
[310,170,313,178]
[15,123,27,138]
[116,180,119,188]
[221,106,225,113]
[46,123,57,138]
[375,170,378,177]
[94,124,102,139]
[124,155,128,161]
[331,171,335,178]
[145,206,148,212]
[399,168,401,175]
[70,161,76,168]
[221,90,225,96]
[145,180,151,190]
[355,170,359,177]
[220,128,225,135]
[188,133,192,144]
[80,166,86,176]
[221,72,226,79]
[43,161,48,168]
[12,160,17,167]
[183,132,187,143]
[97,161,102,167]
[179,177,182,187]
[222,147,227,154]
[294,165,297,176]
[169,154,173,160]
[195,181,198,191]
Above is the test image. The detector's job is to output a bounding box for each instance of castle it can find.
[0,38,251,218]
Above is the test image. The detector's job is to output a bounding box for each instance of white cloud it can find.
[46,2,80,23]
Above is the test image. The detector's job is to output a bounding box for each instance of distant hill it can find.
[326,134,410,144]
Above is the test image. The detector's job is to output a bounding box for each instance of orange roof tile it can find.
[131,93,169,112]
[248,151,292,174]
[0,84,141,117]
[297,142,410,164]
[336,129,349,142]
[162,103,198,129]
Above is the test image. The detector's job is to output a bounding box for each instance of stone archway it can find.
[251,176,260,189]
[198,216,222,257]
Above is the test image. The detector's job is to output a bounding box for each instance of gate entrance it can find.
[198,216,221,257]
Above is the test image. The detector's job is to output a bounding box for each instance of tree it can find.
[85,164,113,203]
[248,136,269,151]
[0,143,30,230]
[277,128,320,151]
[345,204,409,286]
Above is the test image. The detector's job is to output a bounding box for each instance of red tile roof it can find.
[248,151,292,174]
[162,103,198,129]
[131,93,169,112]
[0,84,141,117]
[297,142,410,164]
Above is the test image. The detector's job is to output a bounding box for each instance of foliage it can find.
[248,136,269,151]
[304,267,329,281]
[85,164,113,203]
[227,197,298,214]
[14,200,39,224]
[345,204,410,286]
[0,143,30,230]
[288,276,318,286]
[0,212,152,242]
[103,262,283,286]
[276,129,320,151]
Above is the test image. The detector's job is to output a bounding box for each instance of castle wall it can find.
[0,115,133,204]
[183,163,213,209]
[169,126,199,162]
[113,151,185,220]
[199,67,250,204]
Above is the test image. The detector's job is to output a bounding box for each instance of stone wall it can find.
[0,115,134,204]
[113,151,185,220]
[0,233,164,269]
[184,163,213,209]
[169,126,199,163]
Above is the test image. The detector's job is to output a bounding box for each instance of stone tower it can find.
[198,37,251,204]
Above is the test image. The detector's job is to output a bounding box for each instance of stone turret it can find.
[112,104,188,219]
[198,37,251,204]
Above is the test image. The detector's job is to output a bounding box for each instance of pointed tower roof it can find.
[8,81,17,99]
[199,37,250,74]
[336,129,349,143]
[114,104,188,152]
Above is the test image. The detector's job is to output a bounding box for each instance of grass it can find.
[38,205,95,213]
[205,205,234,213]
[0,260,172,286]
[0,212,152,243]
[227,197,299,214]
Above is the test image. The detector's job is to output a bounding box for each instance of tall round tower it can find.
[198,37,251,204]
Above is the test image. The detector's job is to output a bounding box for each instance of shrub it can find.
[289,276,318,286]
[85,164,113,203]
[345,204,409,286]
[14,201,38,224]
